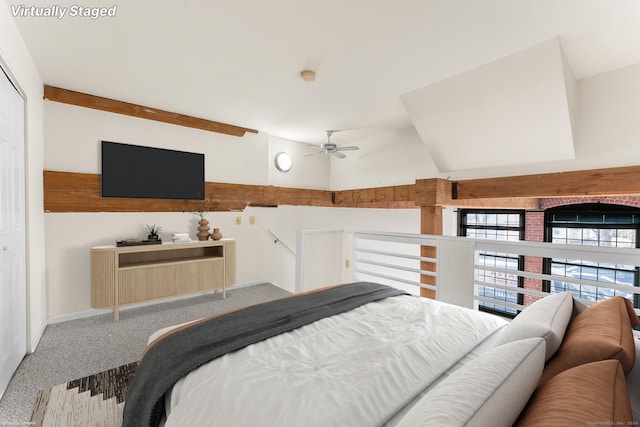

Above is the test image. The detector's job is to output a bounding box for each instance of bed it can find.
[122,282,640,427]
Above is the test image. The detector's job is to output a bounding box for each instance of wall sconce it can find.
[274,152,292,172]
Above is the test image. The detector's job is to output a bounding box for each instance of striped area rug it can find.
[30,361,139,427]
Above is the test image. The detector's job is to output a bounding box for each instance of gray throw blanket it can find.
[122,282,407,427]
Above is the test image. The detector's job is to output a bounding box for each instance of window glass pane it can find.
[461,210,523,316]
[547,205,639,316]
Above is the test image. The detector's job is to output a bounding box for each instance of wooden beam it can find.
[413,178,539,209]
[446,198,540,209]
[454,165,640,200]
[50,165,640,213]
[42,171,542,212]
[332,185,416,208]
[415,178,451,207]
[43,85,259,137]
[43,171,334,213]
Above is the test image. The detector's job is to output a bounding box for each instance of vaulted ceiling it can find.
[10,0,640,169]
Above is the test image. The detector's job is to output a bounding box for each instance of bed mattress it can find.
[155,294,508,427]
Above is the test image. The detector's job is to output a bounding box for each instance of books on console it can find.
[172,233,192,243]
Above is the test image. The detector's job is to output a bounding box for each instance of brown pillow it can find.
[516,360,633,427]
[539,296,637,384]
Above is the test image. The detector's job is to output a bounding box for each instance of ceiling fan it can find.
[307,130,359,159]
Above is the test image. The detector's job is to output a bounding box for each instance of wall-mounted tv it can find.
[101,141,205,200]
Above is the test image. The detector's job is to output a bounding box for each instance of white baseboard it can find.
[47,281,271,324]
[230,280,269,289]
[48,307,114,324]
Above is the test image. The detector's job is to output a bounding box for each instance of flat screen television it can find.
[101,141,205,200]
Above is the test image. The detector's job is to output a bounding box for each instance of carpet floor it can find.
[0,283,291,425]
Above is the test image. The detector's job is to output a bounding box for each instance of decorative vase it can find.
[197,219,210,241]
[211,228,222,241]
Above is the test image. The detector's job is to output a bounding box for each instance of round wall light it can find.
[274,152,293,172]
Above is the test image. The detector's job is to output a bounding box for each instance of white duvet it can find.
[159,295,508,427]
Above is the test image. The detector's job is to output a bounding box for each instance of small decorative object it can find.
[145,224,162,241]
[184,197,220,241]
[211,228,222,241]
[172,233,192,243]
[197,218,211,241]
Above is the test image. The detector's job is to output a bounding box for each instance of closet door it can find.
[0,66,26,400]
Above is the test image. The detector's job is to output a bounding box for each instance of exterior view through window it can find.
[544,204,640,308]
[459,210,524,316]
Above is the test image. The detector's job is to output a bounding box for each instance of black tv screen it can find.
[101,141,205,200]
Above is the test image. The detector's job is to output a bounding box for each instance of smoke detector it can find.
[300,70,316,82]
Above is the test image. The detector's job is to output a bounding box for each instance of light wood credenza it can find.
[90,239,236,320]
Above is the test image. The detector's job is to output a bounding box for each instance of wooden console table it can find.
[90,239,236,320]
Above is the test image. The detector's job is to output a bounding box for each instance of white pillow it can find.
[396,338,546,427]
[494,291,573,360]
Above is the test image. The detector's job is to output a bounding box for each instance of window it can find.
[544,204,640,308]
[459,210,525,316]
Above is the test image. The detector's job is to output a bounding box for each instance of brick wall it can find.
[540,196,640,210]
[524,211,544,305]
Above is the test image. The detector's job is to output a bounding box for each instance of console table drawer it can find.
[118,264,177,304]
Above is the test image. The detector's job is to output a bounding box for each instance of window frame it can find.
[543,203,640,308]
[458,209,526,317]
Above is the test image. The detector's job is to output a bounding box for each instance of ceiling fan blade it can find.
[335,146,359,151]
[304,149,324,157]
[306,144,322,148]
[331,151,347,159]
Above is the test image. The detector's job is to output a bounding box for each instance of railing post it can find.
[415,178,451,299]
[420,206,442,299]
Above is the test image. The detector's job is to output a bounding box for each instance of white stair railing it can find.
[294,229,640,317]
[351,231,640,316]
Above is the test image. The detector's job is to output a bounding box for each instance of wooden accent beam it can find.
[48,165,640,213]
[446,198,540,209]
[42,171,541,213]
[44,171,333,213]
[43,85,259,137]
[415,178,451,207]
[454,165,640,200]
[332,185,416,208]
[414,178,539,209]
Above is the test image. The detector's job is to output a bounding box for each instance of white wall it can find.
[42,99,422,319]
[44,211,272,318]
[268,135,329,189]
[402,39,576,173]
[576,62,640,165]
[0,3,46,351]
[330,126,438,190]
[44,102,272,183]
[255,205,421,294]
[437,60,640,181]
[44,205,420,319]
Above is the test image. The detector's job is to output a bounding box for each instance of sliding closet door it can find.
[0,66,26,400]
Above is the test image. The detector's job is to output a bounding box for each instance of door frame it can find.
[0,56,30,355]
